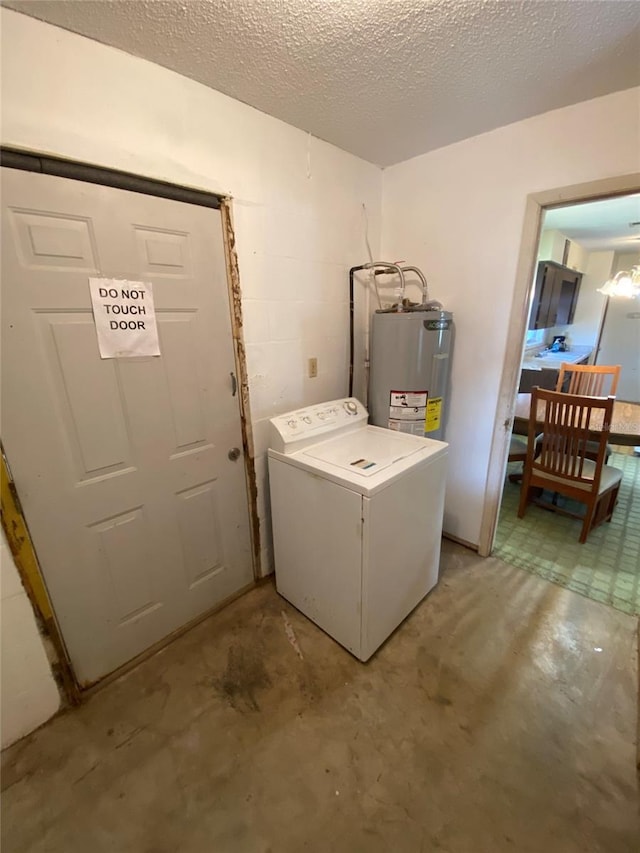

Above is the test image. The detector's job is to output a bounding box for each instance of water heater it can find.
[369,307,453,441]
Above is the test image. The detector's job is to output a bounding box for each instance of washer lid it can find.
[302,428,424,477]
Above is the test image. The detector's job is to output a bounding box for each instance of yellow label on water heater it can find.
[425,397,442,433]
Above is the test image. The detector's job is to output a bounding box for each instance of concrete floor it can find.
[2,540,638,852]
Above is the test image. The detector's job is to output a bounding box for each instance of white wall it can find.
[381,87,640,545]
[612,251,640,275]
[1,531,60,748]
[566,240,589,274]
[537,230,567,264]
[598,250,640,401]
[1,8,381,741]
[566,251,613,351]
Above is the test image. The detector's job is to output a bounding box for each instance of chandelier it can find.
[597,265,640,299]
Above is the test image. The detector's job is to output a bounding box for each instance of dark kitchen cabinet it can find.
[529,261,582,330]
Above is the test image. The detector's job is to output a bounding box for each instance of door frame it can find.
[478,171,640,558]
[0,148,260,701]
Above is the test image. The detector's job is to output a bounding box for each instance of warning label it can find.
[425,397,442,433]
[390,391,427,409]
[389,420,427,436]
[389,389,428,433]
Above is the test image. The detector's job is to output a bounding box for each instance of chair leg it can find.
[517,474,532,518]
[604,485,620,523]
[579,486,619,543]
[579,503,596,544]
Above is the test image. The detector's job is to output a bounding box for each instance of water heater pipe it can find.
[348,262,406,397]
[400,265,429,304]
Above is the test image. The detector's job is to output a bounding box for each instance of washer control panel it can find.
[269,398,368,453]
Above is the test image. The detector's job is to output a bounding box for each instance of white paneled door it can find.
[1,168,253,685]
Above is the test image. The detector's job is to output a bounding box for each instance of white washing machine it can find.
[268,398,448,661]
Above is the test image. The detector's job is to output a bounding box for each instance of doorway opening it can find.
[485,183,640,615]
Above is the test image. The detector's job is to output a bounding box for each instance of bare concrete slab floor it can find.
[2,541,639,852]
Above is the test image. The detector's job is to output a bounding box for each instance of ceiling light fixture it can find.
[597,265,640,299]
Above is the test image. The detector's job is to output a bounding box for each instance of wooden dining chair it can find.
[507,433,536,483]
[556,362,621,396]
[517,387,623,543]
[555,363,621,462]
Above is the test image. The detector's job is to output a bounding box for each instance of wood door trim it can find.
[220,199,262,578]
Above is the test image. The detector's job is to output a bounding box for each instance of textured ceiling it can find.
[4,0,640,166]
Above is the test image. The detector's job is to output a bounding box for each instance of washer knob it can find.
[344,401,358,415]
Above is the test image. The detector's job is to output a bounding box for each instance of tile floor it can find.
[495,451,640,615]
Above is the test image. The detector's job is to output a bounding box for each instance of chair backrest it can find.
[527,387,614,490]
[555,362,620,397]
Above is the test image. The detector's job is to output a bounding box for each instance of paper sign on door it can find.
[89,278,160,359]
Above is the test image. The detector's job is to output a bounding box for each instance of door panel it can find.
[46,316,133,476]
[176,480,224,588]
[90,507,158,624]
[160,317,208,449]
[135,227,191,277]
[1,168,253,684]
[10,209,98,271]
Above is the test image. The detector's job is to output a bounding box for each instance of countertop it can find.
[521,345,592,371]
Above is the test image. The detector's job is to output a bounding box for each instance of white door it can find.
[597,298,640,403]
[1,168,253,685]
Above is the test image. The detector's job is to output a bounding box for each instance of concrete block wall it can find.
[1,532,60,748]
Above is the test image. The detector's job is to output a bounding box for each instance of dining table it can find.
[512,393,640,447]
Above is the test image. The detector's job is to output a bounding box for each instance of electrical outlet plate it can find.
[308,357,318,378]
